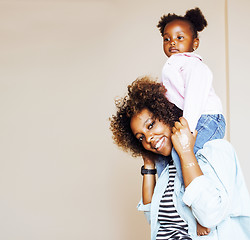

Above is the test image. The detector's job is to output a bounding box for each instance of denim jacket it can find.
[137,140,250,240]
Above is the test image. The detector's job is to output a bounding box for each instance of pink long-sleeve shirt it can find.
[161,52,223,132]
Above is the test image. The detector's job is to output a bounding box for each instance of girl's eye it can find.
[164,37,170,42]
[178,36,184,40]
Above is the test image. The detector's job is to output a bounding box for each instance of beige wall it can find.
[0,0,248,239]
[227,0,250,189]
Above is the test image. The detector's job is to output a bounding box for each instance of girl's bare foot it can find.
[197,222,210,236]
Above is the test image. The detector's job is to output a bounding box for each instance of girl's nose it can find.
[170,40,176,46]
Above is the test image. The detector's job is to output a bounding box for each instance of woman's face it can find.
[130,108,173,156]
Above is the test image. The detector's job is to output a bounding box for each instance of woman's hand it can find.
[171,117,197,158]
[171,117,203,188]
[142,152,157,169]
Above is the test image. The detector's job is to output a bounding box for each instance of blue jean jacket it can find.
[138,140,250,240]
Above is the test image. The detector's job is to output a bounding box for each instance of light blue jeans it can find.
[155,114,226,181]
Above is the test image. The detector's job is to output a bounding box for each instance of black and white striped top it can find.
[156,160,192,240]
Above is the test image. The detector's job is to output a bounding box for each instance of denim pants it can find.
[155,114,226,181]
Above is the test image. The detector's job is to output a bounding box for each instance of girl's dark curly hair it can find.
[109,76,182,157]
[157,8,207,38]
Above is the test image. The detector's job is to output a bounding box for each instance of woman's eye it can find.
[138,136,144,142]
[148,121,155,130]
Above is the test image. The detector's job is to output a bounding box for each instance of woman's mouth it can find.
[154,137,166,152]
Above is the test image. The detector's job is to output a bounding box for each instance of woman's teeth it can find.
[155,137,164,149]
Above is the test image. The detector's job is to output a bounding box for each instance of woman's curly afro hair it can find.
[109,76,182,157]
[157,7,207,38]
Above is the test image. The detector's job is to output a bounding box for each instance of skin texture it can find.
[163,19,199,57]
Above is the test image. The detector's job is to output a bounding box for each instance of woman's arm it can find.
[172,118,233,227]
[142,154,156,205]
[171,117,203,188]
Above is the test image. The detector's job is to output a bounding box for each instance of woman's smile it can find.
[130,108,173,156]
[154,136,167,151]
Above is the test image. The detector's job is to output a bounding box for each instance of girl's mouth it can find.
[169,48,179,53]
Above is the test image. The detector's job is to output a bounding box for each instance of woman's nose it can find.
[145,134,153,143]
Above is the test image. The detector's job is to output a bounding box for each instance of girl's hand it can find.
[171,117,197,157]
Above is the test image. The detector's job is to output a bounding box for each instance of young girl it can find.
[156,8,226,236]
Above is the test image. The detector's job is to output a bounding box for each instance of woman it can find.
[110,77,250,240]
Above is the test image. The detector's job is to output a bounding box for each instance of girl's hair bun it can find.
[184,8,207,32]
[157,7,207,37]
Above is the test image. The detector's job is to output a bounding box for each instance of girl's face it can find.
[130,108,173,156]
[163,20,199,57]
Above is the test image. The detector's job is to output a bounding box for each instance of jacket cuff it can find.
[137,198,151,212]
[182,175,207,206]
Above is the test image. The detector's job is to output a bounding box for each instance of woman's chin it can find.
[154,148,171,156]
[160,152,171,156]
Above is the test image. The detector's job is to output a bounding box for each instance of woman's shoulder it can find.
[201,139,235,154]
[196,139,237,173]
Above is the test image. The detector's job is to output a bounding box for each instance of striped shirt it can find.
[156,160,192,240]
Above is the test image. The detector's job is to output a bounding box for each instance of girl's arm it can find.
[171,117,203,187]
[142,154,156,204]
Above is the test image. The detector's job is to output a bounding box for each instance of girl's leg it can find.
[193,114,225,236]
[197,222,211,236]
[193,114,226,153]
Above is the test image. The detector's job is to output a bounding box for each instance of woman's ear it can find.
[193,38,199,51]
